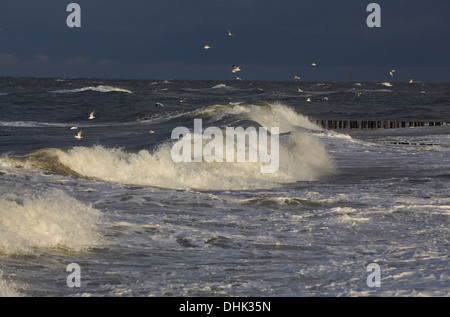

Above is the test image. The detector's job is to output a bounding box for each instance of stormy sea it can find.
[0,77,448,297]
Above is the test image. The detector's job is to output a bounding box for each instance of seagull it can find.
[297,88,303,93]
[311,62,317,66]
[74,130,83,139]
[88,111,95,120]
[155,102,165,108]
[232,65,241,73]
[389,70,396,77]
[203,45,211,50]
[149,130,155,134]
[294,75,301,80]
[227,28,234,37]
[306,97,311,102]
[323,97,329,101]
[355,83,362,87]
[357,92,363,97]
[409,79,414,84]
[69,126,78,130]
[380,82,393,87]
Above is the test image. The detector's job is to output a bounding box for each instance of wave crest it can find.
[194,101,322,133]
[1,132,334,191]
[52,85,132,94]
[0,189,104,256]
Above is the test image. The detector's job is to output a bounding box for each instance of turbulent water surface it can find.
[0,78,449,296]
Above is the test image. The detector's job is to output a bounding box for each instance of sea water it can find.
[0,78,448,296]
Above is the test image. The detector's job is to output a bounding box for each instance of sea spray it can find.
[0,189,104,256]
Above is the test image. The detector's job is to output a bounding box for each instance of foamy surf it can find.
[1,129,335,191]
[0,189,104,256]
[0,270,21,297]
[52,85,132,94]
[0,102,335,190]
[0,121,69,128]
[193,101,323,133]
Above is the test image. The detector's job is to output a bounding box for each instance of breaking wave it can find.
[52,85,132,94]
[0,102,335,190]
[0,189,104,256]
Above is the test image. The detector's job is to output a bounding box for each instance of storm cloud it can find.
[0,0,449,81]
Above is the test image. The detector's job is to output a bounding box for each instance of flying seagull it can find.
[232,65,241,73]
[311,62,317,66]
[203,45,211,50]
[155,102,165,108]
[380,82,393,87]
[389,70,396,77]
[69,126,78,130]
[294,75,301,80]
[74,130,83,139]
[88,111,95,120]
[227,28,234,37]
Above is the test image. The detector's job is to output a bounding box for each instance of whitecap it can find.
[51,85,132,94]
[0,189,104,256]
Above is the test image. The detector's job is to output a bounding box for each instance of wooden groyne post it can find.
[315,120,448,130]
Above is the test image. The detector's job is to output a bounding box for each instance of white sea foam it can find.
[196,101,322,133]
[0,102,335,190]
[211,84,236,90]
[43,127,334,190]
[4,132,334,190]
[52,85,132,94]
[0,270,21,297]
[0,121,68,128]
[0,189,104,256]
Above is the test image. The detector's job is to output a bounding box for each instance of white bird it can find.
[69,126,78,130]
[149,130,155,134]
[88,111,95,120]
[409,79,414,84]
[355,83,362,87]
[232,65,241,73]
[74,130,83,139]
[294,75,301,80]
[311,62,317,66]
[203,45,211,50]
[306,97,311,102]
[389,70,396,77]
[380,82,393,87]
[227,28,234,37]
[155,102,165,108]
[297,88,303,93]
[323,97,329,101]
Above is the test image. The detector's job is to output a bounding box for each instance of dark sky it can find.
[0,0,449,81]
